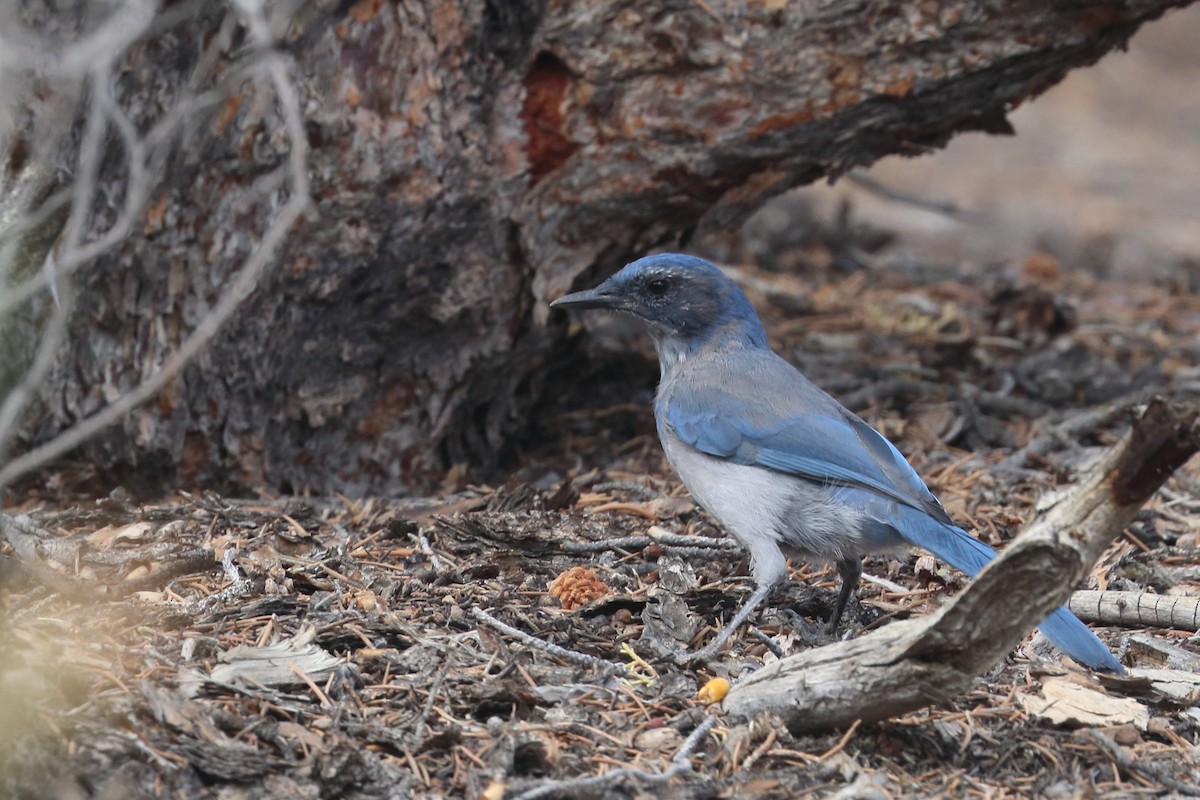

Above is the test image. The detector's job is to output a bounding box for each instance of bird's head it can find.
[551,254,768,363]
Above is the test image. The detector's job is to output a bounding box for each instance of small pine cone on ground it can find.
[549,566,609,610]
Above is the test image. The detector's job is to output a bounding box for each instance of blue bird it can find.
[552,253,1122,673]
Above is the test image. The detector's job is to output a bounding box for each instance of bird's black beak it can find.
[550,284,623,311]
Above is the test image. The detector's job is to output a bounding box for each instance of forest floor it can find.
[4,252,1200,799]
[4,7,1200,800]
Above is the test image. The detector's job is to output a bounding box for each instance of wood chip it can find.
[1019,678,1150,730]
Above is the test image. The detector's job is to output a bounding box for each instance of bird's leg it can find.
[828,557,863,634]
[683,582,776,662]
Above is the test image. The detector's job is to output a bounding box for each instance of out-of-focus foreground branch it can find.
[0,0,310,496]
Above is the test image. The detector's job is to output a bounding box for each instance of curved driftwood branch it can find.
[724,398,1200,733]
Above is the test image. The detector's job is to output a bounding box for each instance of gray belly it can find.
[660,431,890,585]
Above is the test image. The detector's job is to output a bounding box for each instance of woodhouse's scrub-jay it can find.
[552,253,1122,673]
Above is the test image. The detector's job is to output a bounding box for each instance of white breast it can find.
[661,430,872,587]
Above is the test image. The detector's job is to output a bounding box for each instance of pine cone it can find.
[548,566,609,611]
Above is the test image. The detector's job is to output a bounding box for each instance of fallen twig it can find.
[1087,730,1200,797]
[565,530,739,554]
[512,715,717,800]
[413,659,451,743]
[999,389,1156,472]
[846,170,986,221]
[589,480,663,501]
[471,607,629,677]
[417,530,447,574]
[1069,590,1200,632]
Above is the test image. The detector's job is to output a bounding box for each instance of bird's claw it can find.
[778,608,837,646]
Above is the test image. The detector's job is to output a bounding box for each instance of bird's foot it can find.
[778,608,838,647]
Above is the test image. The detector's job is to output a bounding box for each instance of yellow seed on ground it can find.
[698,677,730,704]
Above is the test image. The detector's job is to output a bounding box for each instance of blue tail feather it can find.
[1038,606,1124,674]
[892,509,1122,673]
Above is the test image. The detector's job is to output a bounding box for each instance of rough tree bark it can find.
[6,0,1192,494]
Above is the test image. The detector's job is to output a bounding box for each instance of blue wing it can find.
[661,351,950,524]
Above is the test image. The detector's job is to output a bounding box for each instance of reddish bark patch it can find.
[4,133,28,178]
[213,94,243,136]
[884,76,916,97]
[357,384,413,437]
[144,194,170,236]
[178,432,210,484]
[1072,5,1134,32]
[1112,406,1200,507]
[520,53,577,185]
[347,0,385,24]
[749,107,814,140]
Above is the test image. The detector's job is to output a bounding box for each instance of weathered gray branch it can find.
[724,398,1200,733]
[1070,590,1200,632]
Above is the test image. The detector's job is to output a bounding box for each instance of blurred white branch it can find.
[0,10,254,318]
[0,0,159,76]
[0,0,310,491]
[0,272,74,458]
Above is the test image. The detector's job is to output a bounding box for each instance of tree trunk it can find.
[6,0,1191,495]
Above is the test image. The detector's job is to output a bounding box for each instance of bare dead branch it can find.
[471,607,629,677]
[846,170,986,221]
[0,279,73,459]
[1070,590,1200,632]
[512,715,717,800]
[0,54,122,458]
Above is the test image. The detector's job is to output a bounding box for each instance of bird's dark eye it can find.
[646,277,670,296]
